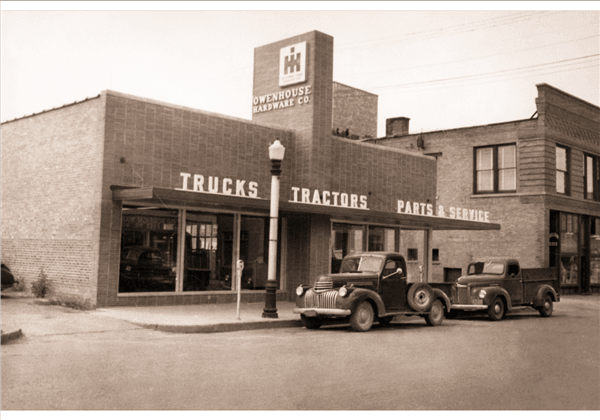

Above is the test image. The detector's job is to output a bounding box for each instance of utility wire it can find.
[340,32,599,78]
[375,63,599,96]
[336,11,559,52]
[368,54,600,90]
[331,54,599,97]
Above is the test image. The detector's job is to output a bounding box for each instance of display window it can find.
[590,218,600,285]
[119,208,179,293]
[330,222,400,273]
[119,207,275,293]
[559,213,579,286]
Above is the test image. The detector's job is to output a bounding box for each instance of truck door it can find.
[379,258,407,311]
[505,263,523,305]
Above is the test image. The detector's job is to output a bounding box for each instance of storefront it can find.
[1,30,499,307]
[551,211,600,294]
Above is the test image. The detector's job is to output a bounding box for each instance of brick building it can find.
[1,31,497,307]
[366,84,600,294]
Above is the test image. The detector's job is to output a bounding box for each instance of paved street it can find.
[2,295,599,410]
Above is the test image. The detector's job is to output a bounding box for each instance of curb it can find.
[131,319,304,334]
[1,328,23,345]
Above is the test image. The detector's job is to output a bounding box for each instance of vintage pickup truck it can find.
[293,252,452,332]
[431,258,560,321]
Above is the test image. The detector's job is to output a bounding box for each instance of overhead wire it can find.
[335,11,559,52]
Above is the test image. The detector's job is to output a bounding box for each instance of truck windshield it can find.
[468,261,505,275]
[340,255,384,273]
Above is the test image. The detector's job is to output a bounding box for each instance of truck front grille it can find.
[314,281,333,293]
[304,289,338,309]
[457,285,469,304]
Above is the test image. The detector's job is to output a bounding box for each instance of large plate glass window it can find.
[560,213,579,286]
[331,223,364,273]
[119,208,179,293]
[238,216,270,290]
[119,208,275,293]
[591,218,600,285]
[368,226,397,252]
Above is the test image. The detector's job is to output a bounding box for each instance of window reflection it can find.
[119,209,274,293]
[119,209,178,293]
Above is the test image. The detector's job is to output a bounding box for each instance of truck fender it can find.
[532,285,558,307]
[432,288,452,313]
[347,288,386,316]
[481,287,512,312]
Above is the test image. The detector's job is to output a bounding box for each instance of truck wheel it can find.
[407,283,434,312]
[425,299,444,326]
[301,314,323,330]
[538,295,553,317]
[350,301,374,332]
[487,297,505,321]
[378,316,394,326]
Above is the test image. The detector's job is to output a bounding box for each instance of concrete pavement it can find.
[1,291,302,344]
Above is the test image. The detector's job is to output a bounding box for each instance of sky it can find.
[1,2,598,137]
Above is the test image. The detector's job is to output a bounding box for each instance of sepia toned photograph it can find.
[1,1,599,413]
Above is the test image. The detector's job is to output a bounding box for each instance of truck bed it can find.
[522,267,560,300]
[427,282,454,296]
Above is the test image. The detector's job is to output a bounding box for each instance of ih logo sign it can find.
[279,42,307,87]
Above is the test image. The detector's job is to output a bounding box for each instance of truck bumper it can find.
[451,304,488,311]
[293,308,351,317]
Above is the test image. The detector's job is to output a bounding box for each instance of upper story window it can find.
[556,145,570,195]
[585,154,599,201]
[474,144,516,194]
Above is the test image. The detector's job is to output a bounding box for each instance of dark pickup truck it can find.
[431,258,560,321]
[294,252,452,332]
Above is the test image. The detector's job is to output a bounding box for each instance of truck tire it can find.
[538,295,553,317]
[425,299,444,326]
[301,314,324,330]
[487,296,505,321]
[407,283,434,312]
[350,301,374,332]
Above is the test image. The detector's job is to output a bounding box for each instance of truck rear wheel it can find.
[350,301,374,332]
[487,297,505,321]
[301,314,323,330]
[538,295,553,317]
[425,299,444,326]
[407,283,434,312]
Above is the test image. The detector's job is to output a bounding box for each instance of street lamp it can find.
[262,139,285,318]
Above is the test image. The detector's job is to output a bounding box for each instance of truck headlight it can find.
[296,286,305,296]
[339,286,348,297]
[478,290,487,299]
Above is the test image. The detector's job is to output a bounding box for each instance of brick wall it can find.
[332,82,378,139]
[98,91,293,306]
[1,97,106,300]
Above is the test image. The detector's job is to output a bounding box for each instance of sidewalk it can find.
[1,292,302,344]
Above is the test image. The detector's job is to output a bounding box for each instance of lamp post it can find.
[262,139,285,318]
